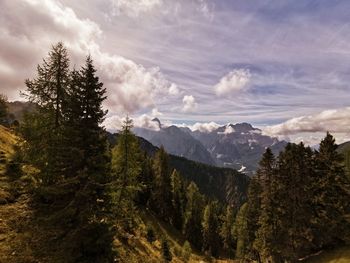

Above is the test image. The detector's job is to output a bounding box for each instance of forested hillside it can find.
[236,136,350,262]
[109,133,249,204]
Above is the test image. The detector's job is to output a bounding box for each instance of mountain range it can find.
[6,101,287,175]
[134,118,287,175]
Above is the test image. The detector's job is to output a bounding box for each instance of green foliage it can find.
[150,147,173,222]
[242,134,350,262]
[170,169,185,230]
[136,153,154,206]
[220,205,236,257]
[312,133,350,248]
[21,43,115,261]
[202,200,221,256]
[234,203,248,259]
[111,116,143,227]
[183,181,204,249]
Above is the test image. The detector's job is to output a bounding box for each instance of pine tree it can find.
[183,182,204,249]
[64,56,114,262]
[22,48,115,261]
[313,132,350,248]
[111,116,142,225]
[254,148,279,262]
[273,143,315,261]
[234,203,248,259]
[136,153,154,206]
[202,200,220,256]
[242,149,275,262]
[170,169,185,230]
[22,42,70,185]
[150,147,173,222]
[220,205,235,258]
[241,176,262,261]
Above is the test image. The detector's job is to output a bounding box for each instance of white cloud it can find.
[104,113,160,132]
[100,57,176,113]
[111,0,162,17]
[186,121,220,133]
[197,0,214,20]
[263,107,350,135]
[214,69,251,96]
[151,108,163,117]
[263,107,350,144]
[0,0,176,114]
[218,125,235,135]
[168,83,181,96]
[182,95,198,112]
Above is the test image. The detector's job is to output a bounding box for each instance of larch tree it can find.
[150,146,173,222]
[170,169,186,230]
[183,181,204,249]
[202,200,221,256]
[111,116,142,226]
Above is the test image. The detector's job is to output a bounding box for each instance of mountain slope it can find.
[193,123,287,174]
[108,132,249,204]
[135,120,287,175]
[134,125,216,166]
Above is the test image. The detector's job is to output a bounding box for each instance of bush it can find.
[146,225,156,243]
[161,238,172,262]
[6,145,23,180]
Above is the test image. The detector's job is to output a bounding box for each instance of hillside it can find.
[0,126,238,262]
[108,133,249,204]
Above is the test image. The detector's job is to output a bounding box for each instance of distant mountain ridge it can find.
[134,119,287,175]
[134,124,216,166]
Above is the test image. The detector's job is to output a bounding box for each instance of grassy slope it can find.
[0,126,237,263]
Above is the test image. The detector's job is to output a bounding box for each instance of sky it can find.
[1,0,350,145]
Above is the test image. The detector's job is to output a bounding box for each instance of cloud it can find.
[214,69,251,96]
[151,107,163,117]
[104,113,161,132]
[263,107,350,135]
[100,57,176,113]
[182,95,198,112]
[262,107,350,144]
[218,125,235,135]
[185,121,220,133]
[0,0,176,115]
[197,0,214,20]
[168,83,181,96]
[110,0,162,17]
